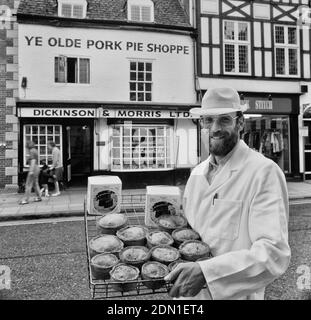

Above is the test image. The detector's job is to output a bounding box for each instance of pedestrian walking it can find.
[48,141,63,196]
[19,141,42,205]
[165,87,291,300]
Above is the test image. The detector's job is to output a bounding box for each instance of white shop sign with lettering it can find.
[18,108,198,119]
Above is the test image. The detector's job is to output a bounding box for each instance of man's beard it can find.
[209,129,239,157]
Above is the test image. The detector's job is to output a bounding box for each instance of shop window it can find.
[110,124,173,171]
[242,115,290,173]
[24,125,62,167]
[129,61,152,101]
[223,20,251,75]
[274,25,299,77]
[58,0,87,18]
[55,56,90,84]
[128,0,154,22]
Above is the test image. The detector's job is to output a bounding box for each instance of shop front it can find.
[241,94,300,176]
[17,103,199,189]
[299,103,311,180]
[199,93,300,177]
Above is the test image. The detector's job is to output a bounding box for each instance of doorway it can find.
[66,124,92,186]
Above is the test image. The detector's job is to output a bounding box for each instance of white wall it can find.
[18,24,196,104]
[175,119,198,168]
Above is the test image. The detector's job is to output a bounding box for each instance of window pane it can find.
[130,82,136,91]
[130,62,137,71]
[146,73,152,81]
[138,72,144,81]
[32,126,38,134]
[224,44,235,72]
[73,5,83,18]
[138,93,144,101]
[130,72,136,80]
[62,4,72,17]
[224,21,235,40]
[138,62,144,71]
[238,23,248,41]
[275,26,284,44]
[238,45,248,73]
[145,83,152,92]
[55,56,66,83]
[55,136,60,144]
[131,5,140,21]
[40,136,46,144]
[288,27,297,45]
[130,92,136,101]
[39,126,46,134]
[47,126,53,134]
[138,83,144,91]
[79,58,90,84]
[145,93,152,101]
[146,63,152,71]
[276,48,285,75]
[142,6,151,22]
[25,126,31,134]
[289,48,298,75]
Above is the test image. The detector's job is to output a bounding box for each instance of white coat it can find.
[182,140,291,300]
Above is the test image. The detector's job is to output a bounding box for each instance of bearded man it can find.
[165,87,291,300]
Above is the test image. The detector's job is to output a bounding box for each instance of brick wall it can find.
[0,0,20,191]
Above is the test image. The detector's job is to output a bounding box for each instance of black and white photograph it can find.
[0,0,311,305]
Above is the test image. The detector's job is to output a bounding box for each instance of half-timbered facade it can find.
[197,0,310,177]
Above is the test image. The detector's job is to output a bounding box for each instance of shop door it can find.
[303,119,311,178]
[69,124,92,184]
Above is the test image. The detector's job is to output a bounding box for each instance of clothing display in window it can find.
[259,130,284,160]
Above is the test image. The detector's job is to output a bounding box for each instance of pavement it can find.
[0,181,311,221]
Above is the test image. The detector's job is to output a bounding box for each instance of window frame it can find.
[127,0,154,23]
[110,124,174,172]
[23,125,63,168]
[129,60,153,102]
[54,55,90,85]
[223,20,251,76]
[274,24,300,78]
[57,0,87,18]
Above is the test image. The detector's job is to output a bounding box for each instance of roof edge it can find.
[16,13,196,34]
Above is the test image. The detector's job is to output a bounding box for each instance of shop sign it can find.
[18,107,199,119]
[243,97,292,114]
[18,107,97,118]
[99,109,197,119]
[255,100,273,110]
[23,35,190,55]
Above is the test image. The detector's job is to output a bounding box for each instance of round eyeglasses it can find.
[199,114,239,129]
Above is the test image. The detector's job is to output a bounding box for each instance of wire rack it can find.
[84,194,173,300]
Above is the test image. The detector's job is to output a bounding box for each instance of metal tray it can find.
[84,193,173,300]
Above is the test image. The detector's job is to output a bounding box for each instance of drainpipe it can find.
[94,115,100,172]
[191,3,201,165]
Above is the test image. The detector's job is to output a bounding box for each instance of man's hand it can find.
[164,262,206,298]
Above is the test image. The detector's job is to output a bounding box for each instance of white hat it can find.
[190,87,248,116]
